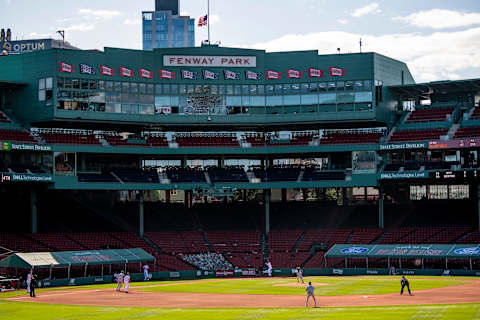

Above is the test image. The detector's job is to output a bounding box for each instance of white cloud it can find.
[59,24,96,32]
[337,19,348,25]
[210,14,220,25]
[28,32,51,38]
[123,18,141,26]
[244,27,480,82]
[394,9,480,29]
[4,0,11,4]
[180,11,190,17]
[78,9,122,20]
[352,3,381,17]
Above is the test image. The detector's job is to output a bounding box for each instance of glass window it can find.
[336,81,344,91]
[218,85,225,95]
[355,92,373,103]
[171,84,178,94]
[38,90,46,101]
[283,84,291,94]
[138,83,146,94]
[81,80,89,90]
[249,85,257,95]
[155,84,162,94]
[226,96,241,105]
[274,84,283,94]
[146,84,154,94]
[211,85,218,94]
[292,83,300,93]
[114,82,121,92]
[266,85,274,95]
[301,83,309,93]
[266,95,282,106]
[143,12,152,20]
[155,96,170,106]
[364,80,372,90]
[162,84,170,95]
[250,96,265,106]
[242,96,250,106]
[345,81,354,91]
[257,85,265,95]
[46,77,53,89]
[337,92,355,103]
[187,85,194,94]
[318,93,336,104]
[179,84,187,95]
[64,78,72,89]
[122,82,129,92]
[89,80,97,90]
[72,79,80,89]
[57,77,64,88]
[284,95,300,106]
[130,83,138,93]
[318,82,327,91]
[242,85,249,95]
[301,94,318,105]
[234,85,241,95]
[410,185,426,200]
[105,81,113,91]
[327,82,336,92]
[38,78,46,90]
[354,80,363,91]
[98,81,105,91]
[226,85,234,95]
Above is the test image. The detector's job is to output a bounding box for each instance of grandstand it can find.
[0,45,479,279]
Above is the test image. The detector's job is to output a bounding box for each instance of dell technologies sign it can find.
[340,247,369,255]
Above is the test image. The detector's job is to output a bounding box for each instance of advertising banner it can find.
[379,171,428,180]
[215,270,234,276]
[429,138,480,150]
[379,142,428,150]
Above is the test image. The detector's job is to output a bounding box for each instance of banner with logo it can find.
[224,70,239,80]
[139,68,153,79]
[265,70,281,80]
[181,70,198,80]
[308,67,324,78]
[286,69,302,79]
[159,69,175,79]
[59,62,74,73]
[100,65,114,76]
[119,67,134,78]
[215,270,234,277]
[379,171,428,180]
[202,69,218,80]
[245,70,261,80]
[329,67,345,76]
[79,63,95,75]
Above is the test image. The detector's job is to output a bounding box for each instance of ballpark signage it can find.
[164,55,257,67]
[379,142,428,150]
[266,70,281,80]
[245,70,261,80]
[308,68,324,78]
[79,63,95,75]
[0,142,51,152]
[329,67,346,76]
[139,68,153,79]
[286,69,303,79]
[429,138,480,150]
[379,171,428,180]
[119,67,134,78]
[224,70,240,80]
[1,39,51,54]
[0,173,52,183]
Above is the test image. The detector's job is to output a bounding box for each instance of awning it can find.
[0,248,155,269]
[325,244,480,259]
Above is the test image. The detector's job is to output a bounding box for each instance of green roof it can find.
[0,248,155,269]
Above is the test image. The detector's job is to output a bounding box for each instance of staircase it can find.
[290,232,306,252]
[97,135,110,147]
[296,171,304,182]
[447,123,460,139]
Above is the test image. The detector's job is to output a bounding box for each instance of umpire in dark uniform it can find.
[29,275,36,298]
[400,276,412,295]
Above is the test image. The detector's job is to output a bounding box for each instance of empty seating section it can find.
[225,252,263,268]
[0,111,10,123]
[252,166,301,182]
[78,172,118,183]
[389,129,448,142]
[0,129,37,143]
[245,134,266,147]
[320,132,382,144]
[457,230,480,244]
[349,229,384,244]
[302,168,345,181]
[155,253,196,271]
[205,230,260,253]
[269,230,303,252]
[454,127,480,139]
[145,231,210,254]
[40,132,101,145]
[166,167,206,183]
[146,135,168,147]
[269,133,313,146]
[208,166,248,183]
[297,229,351,251]
[406,108,453,123]
[469,107,480,120]
[29,233,85,251]
[304,252,325,268]
[111,167,159,183]
[68,233,127,250]
[0,234,50,252]
[175,133,239,147]
[105,135,147,146]
[270,252,310,268]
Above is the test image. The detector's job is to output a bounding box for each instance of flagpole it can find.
[207,0,210,44]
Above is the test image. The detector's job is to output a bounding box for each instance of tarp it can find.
[325,244,480,259]
[0,248,155,269]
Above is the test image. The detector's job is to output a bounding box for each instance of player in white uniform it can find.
[143,264,149,281]
[116,270,124,291]
[26,271,32,293]
[124,273,131,293]
[296,267,305,284]
[266,261,272,277]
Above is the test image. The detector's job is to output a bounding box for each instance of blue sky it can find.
[1,0,480,82]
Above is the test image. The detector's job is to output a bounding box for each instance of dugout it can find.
[325,244,480,271]
[0,248,155,280]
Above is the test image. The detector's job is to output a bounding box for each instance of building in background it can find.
[142,0,195,50]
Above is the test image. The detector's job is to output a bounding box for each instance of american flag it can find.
[198,14,208,27]
[80,63,95,75]
[224,70,239,80]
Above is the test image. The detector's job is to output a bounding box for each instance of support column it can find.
[378,187,384,229]
[281,188,287,203]
[477,183,480,230]
[264,189,270,237]
[139,192,144,237]
[30,189,37,234]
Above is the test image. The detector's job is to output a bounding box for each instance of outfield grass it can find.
[0,301,479,320]
[136,276,467,296]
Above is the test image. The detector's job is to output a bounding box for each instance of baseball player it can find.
[116,270,125,292]
[305,281,317,307]
[296,267,305,284]
[124,272,131,293]
[266,261,272,277]
[400,276,413,295]
[143,264,149,281]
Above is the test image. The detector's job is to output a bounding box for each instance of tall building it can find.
[142,0,195,50]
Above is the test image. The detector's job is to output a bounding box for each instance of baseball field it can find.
[1,276,480,319]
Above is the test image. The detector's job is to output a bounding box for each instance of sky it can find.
[1,0,480,82]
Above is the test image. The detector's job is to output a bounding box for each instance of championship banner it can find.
[100,65,114,76]
[159,69,175,79]
[265,70,281,80]
[155,106,171,114]
[308,67,324,78]
[202,69,218,80]
[181,70,198,80]
[245,70,261,80]
[286,69,302,79]
[79,63,95,75]
[224,70,239,80]
[139,68,153,79]
[59,62,74,73]
[119,67,134,78]
[329,67,345,76]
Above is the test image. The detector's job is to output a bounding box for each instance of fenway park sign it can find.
[164,55,257,67]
